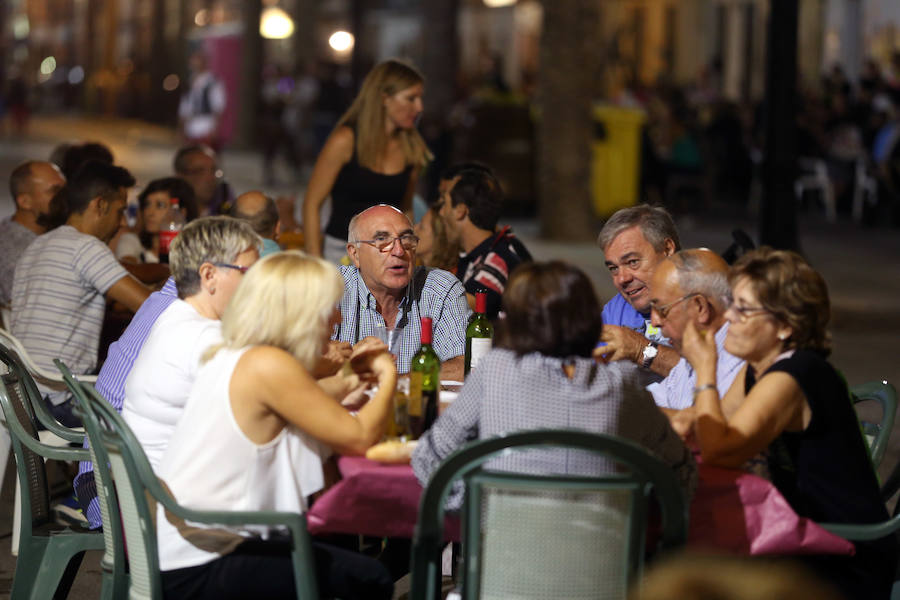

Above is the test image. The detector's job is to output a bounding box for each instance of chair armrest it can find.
[820,513,900,541]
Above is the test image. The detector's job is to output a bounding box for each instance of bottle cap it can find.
[476,292,487,314]
[170,197,180,206]
[420,316,433,345]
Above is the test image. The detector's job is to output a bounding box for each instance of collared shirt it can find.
[333,265,470,373]
[650,322,744,410]
[456,227,532,320]
[0,217,36,307]
[74,278,178,529]
[601,293,667,344]
[412,349,697,510]
[260,237,281,258]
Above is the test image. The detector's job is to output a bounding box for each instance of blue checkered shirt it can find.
[333,265,470,373]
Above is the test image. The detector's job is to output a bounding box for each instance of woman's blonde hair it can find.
[337,59,432,170]
[205,251,344,370]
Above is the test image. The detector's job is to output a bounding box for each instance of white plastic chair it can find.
[0,327,95,554]
[795,157,837,222]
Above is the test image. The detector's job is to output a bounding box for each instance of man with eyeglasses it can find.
[646,249,744,412]
[335,205,470,381]
[594,205,681,380]
[437,164,532,319]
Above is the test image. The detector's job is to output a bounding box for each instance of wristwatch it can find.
[640,341,659,369]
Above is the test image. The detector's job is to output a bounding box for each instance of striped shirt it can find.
[74,277,178,529]
[10,225,129,405]
[412,349,697,510]
[456,227,532,319]
[649,322,744,410]
[333,265,470,373]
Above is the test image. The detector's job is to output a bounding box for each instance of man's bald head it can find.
[348,204,412,243]
[649,248,731,350]
[230,191,279,239]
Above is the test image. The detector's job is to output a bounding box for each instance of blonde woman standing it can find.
[303,59,431,262]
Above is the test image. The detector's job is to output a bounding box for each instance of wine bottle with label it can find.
[465,291,494,376]
[408,316,440,439]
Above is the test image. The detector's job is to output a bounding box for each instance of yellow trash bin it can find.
[592,105,646,218]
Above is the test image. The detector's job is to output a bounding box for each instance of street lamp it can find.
[329,31,354,53]
[484,0,516,6]
[260,7,294,40]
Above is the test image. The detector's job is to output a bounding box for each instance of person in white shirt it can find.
[123,216,262,469]
[178,51,226,150]
[158,251,396,599]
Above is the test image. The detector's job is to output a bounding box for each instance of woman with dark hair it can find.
[302,59,431,262]
[679,247,897,600]
[411,260,696,507]
[117,177,197,263]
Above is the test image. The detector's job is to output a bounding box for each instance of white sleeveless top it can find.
[156,346,328,571]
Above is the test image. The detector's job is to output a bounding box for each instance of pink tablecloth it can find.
[307,457,854,557]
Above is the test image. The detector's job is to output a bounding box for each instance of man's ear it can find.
[453,201,468,223]
[693,295,713,326]
[15,192,32,212]
[90,196,107,216]
[347,243,360,268]
[663,238,677,257]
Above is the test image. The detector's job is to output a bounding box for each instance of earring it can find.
[209,287,216,295]
[777,333,788,341]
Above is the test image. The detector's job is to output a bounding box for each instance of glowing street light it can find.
[329,30,354,53]
[484,0,516,6]
[260,7,294,39]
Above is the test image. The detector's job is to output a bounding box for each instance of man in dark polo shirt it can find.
[437,165,532,319]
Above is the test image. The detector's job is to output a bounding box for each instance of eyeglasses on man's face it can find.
[214,263,250,274]
[649,292,702,320]
[355,232,419,253]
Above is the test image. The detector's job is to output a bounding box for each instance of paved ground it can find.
[0,113,899,598]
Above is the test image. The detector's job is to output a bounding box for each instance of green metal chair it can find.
[409,429,689,600]
[0,345,103,599]
[56,360,128,600]
[60,362,320,600]
[850,381,898,469]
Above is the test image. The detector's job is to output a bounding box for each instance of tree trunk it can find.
[536,0,599,241]
[421,0,459,123]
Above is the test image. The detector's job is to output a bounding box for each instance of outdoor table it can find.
[307,456,855,557]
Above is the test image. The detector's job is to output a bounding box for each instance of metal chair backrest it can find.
[850,381,898,469]
[56,359,128,599]
[410,430,689,600]
[72,373,319,600]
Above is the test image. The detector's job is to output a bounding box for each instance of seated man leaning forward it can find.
[10,161,151,425]
[647,249,744,413]
[595,205,681,379]
[334,204,470,381]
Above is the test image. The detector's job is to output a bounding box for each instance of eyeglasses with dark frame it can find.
[354,233,419,253]
[649,292,703,320]
[214,263,250,274]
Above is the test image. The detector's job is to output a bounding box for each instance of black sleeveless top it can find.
[747,349,897,598]
[325,131,413,240]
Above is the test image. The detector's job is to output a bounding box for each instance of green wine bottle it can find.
[409,316,440,438]
[465,292,494,376]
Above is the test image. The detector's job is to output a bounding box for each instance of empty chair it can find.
[410,430,688,600]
